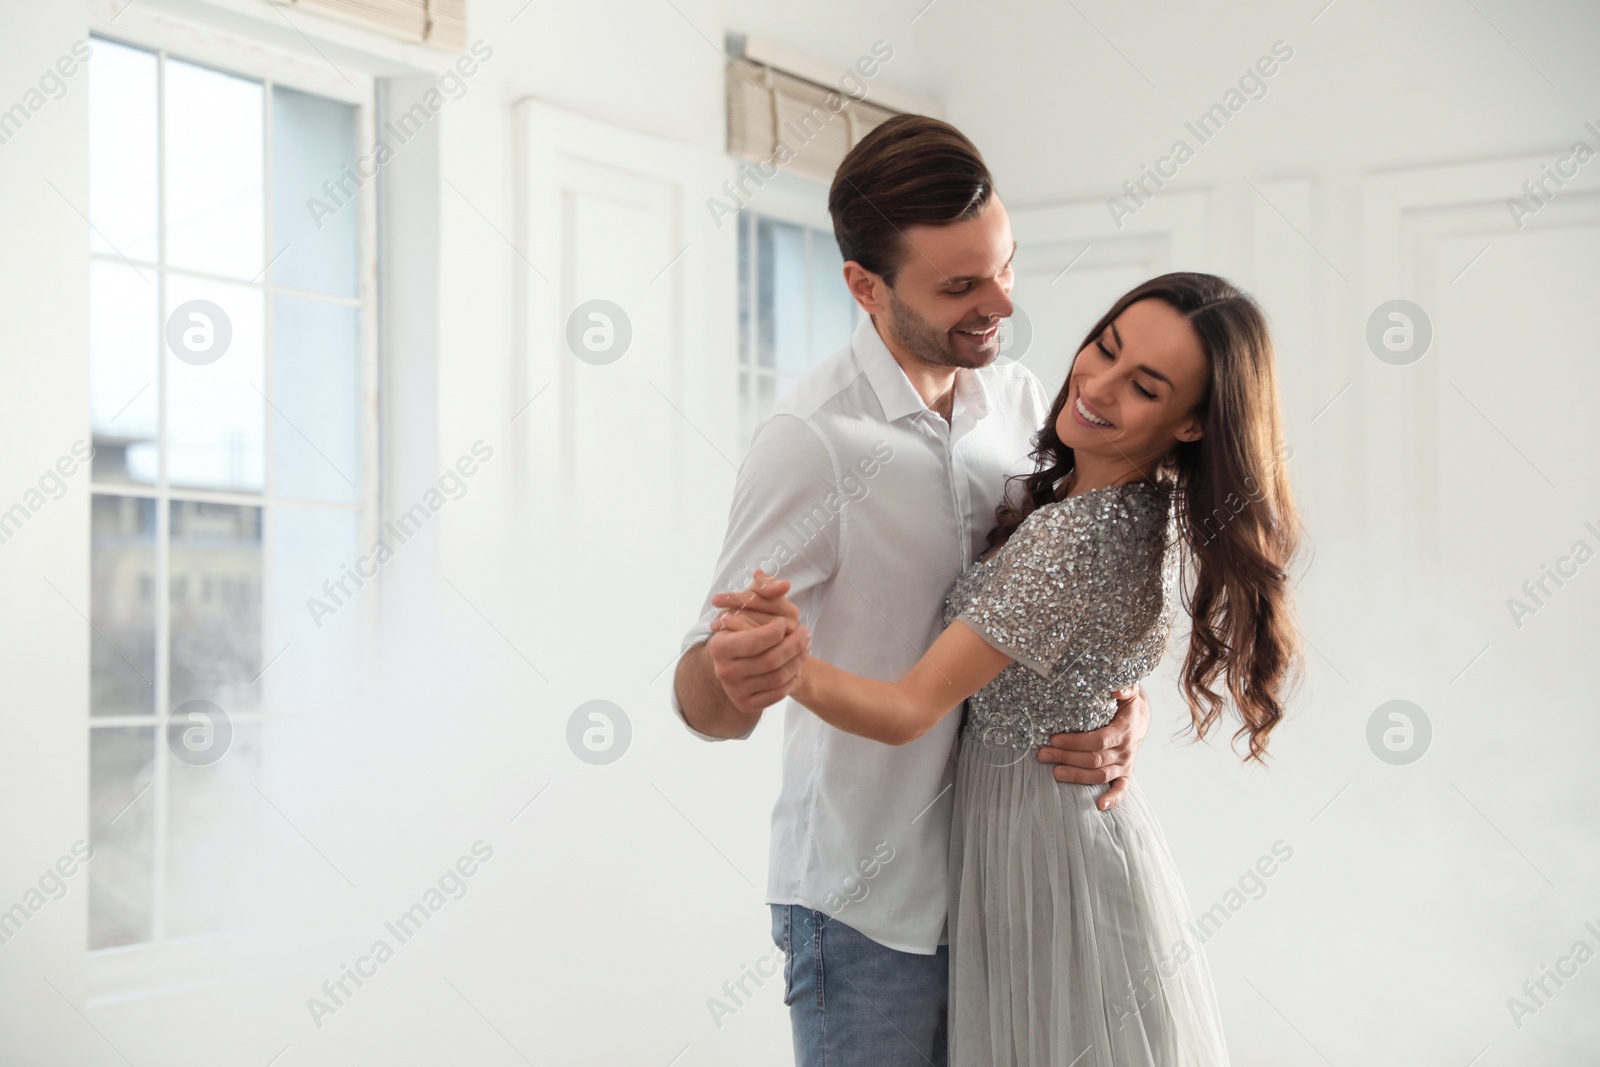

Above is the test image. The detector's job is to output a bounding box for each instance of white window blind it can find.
[268,0,467,51]
[725,45,911,185]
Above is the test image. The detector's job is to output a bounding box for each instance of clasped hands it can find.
[706,569,1150,811]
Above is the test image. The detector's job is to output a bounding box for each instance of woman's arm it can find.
[713,498,1111,744]
[788,619,1016,745]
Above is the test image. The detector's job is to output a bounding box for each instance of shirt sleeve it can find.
[671,413,842,741]
[953,500,1102,678]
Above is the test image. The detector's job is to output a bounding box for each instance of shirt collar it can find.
[853,312,992,425]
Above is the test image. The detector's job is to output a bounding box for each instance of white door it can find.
[508,101,782,1063]
[512,97,738,680]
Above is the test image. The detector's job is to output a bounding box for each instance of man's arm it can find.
[670,414,841,741]
[674,573,807,739]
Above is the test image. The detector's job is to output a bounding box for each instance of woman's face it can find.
[1054,297,1209,471]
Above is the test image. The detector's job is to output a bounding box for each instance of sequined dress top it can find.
[942,479,1178,747]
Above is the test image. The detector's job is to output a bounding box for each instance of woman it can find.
[715,272,1303,1065]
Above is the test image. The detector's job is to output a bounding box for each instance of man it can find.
[671,115,1150,1067]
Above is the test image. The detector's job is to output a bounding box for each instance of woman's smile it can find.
[1069,388,1115,429]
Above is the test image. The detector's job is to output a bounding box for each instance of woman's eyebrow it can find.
[1106,322,1173,387]
[1137,364,1174,387]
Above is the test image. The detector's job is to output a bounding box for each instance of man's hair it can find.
[827,114,995,287]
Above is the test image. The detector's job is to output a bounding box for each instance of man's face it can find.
[862,196,1016,370]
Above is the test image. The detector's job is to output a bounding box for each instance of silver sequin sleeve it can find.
[954,500,1101,676]
[944,481,1179,747]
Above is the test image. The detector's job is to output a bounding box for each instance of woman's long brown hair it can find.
[985,272,1304,763]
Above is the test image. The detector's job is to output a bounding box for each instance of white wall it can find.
[0,0,94,1057]
[1,0,1596,1063]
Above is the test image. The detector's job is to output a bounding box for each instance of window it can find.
[736,210,862,449]
[86,33,375,952]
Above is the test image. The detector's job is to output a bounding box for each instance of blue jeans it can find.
[771,904,948,1066]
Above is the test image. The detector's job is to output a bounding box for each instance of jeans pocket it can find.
[782,942,795,1006]
[771,908,796,1004]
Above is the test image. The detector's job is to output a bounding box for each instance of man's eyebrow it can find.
[942,241,1017,285]
[1105,321,1174,387]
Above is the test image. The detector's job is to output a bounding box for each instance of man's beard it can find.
[884,284,995,370]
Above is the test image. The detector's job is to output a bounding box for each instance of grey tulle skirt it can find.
[948,734,1231,1066]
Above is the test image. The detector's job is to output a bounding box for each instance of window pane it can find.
[739,370,777,450]
[89,38,158,264]
[90,260,160,486]
[166,273,265,492]
[169,500,262,713]
[86,42,372,958]
[810,229,855,364]
[271,295,359,502]
[271,85,358,297]
[266,504,361,714]
[757,217,809,376]
[165,58,263,280]
[91,495,157,717]
[165,721,263,938]
[737,209,751,364]
[89,727,155,950]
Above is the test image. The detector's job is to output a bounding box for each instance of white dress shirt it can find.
[673,312,1050,954]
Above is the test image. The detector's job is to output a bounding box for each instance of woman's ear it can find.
[1175,417,1204,443]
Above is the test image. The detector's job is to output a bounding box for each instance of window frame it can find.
[83,6,382,990]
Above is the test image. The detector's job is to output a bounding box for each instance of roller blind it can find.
[725,57,903,184]
[267,0,467,51]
